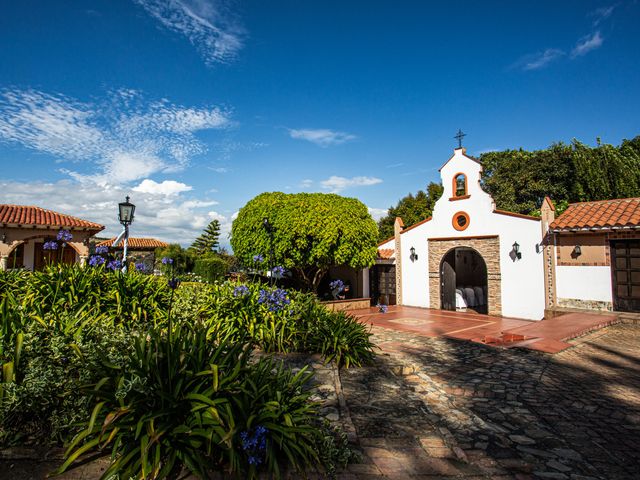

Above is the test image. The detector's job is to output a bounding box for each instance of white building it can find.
[374,147,547,320]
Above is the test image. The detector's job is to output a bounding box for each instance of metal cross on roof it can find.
[454,129,466,148]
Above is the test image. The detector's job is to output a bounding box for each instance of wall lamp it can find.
[572,245,582,257]
[512,241,522,260]
[1,233,6,243]
[409,246,418,262]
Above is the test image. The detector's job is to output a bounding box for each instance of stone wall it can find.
[428,236,502,316]
[322,298,371,312]
[556,297,613,312]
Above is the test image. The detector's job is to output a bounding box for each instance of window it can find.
[452,211,470,231]
[453,173,467,197]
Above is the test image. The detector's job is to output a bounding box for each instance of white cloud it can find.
[590,5,616,26]
[368,207,388,221]
[133,179,193,195]
[210,166,229,173]
[181,199,218,208]
[0,88,231,184]
[514,49,565,71]
[320,175,382,193]
[288,128,356,147]
[385,162,404,169]
[133,0,245,65]
[571,31,603,58]
[0,179,230,248]
[215,140,268,161]
[299,179,313,188]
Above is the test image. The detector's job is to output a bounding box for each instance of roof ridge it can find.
[0,204,104,229]
[568,197,640,206]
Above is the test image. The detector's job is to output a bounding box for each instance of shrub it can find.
[193,254,229,283]
[59,324,324,479]
[2,264,171,328]
[0,315,134,445]
[192,282,375,367]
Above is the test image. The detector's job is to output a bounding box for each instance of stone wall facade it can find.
[322,298,371,312]
[428,236,502,316]
[556,297,613,312]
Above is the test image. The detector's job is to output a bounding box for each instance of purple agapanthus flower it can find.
[168,277,180,290]
[106,259,122,271]
[56,229,73,242]
[240,425,268,466]
[95,245,109,255]
[271,265,286,277]
[135,262,146,272]
[161,257,173,265]
[329,279,345,293]
[88,255,105,267]
[43,240,58,250]
[233,285,250,297]
[253,254,264,263]
[258,288,290,312]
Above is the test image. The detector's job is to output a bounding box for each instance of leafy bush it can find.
[193,254,229,283]
[59,324,324,479]
[192,282,375,367]
[306,309,376,368]
[1,264,171,329]
[0,314,133,445]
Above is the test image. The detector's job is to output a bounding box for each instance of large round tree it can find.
[231,192,379,292]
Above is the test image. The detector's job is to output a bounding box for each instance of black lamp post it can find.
[118,196,136,226]
[263,217,276,285]
[117,196,136,271]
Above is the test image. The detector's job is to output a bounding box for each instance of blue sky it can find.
[1,1,639,247]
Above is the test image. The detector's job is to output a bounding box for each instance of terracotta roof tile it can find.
[550,198,640,231]
[96,237,169,250]
[378,248,394,259]
[0,204,104,230]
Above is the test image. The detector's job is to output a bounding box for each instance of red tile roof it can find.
[550,198,640,231]
[96,237,169,250]
[378,248,394,259]
[0,204,104,230]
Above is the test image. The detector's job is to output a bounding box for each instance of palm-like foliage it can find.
[59,325,321,479]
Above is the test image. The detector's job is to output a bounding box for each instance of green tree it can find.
[231,192,379,292]
[155,244,196,273]
[189,219,221,255]
[377,182,443,241]
[480,136,640,215]
[480,142,573,215]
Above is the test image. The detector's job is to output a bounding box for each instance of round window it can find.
[452,211,470,231]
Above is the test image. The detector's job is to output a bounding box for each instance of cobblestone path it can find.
[339,322,640,479]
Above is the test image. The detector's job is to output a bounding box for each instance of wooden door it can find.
[34,243,76,270]
[369,265,397,305]
[441,250,456,311]
[611,240,640,312]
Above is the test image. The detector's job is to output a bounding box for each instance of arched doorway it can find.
[440,247,488,314]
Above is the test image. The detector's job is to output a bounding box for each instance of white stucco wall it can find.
[494,215,545,320]
[400,223,432,307]
[396,148,546,320]
[556,265,613,302]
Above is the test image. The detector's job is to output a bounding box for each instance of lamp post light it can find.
[512,241,522,260]
[263,217,276,285]
[115,196,136,272]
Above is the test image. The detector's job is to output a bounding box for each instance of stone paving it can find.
[336,321,640,479]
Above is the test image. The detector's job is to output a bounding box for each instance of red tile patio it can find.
[352,306,619,353]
